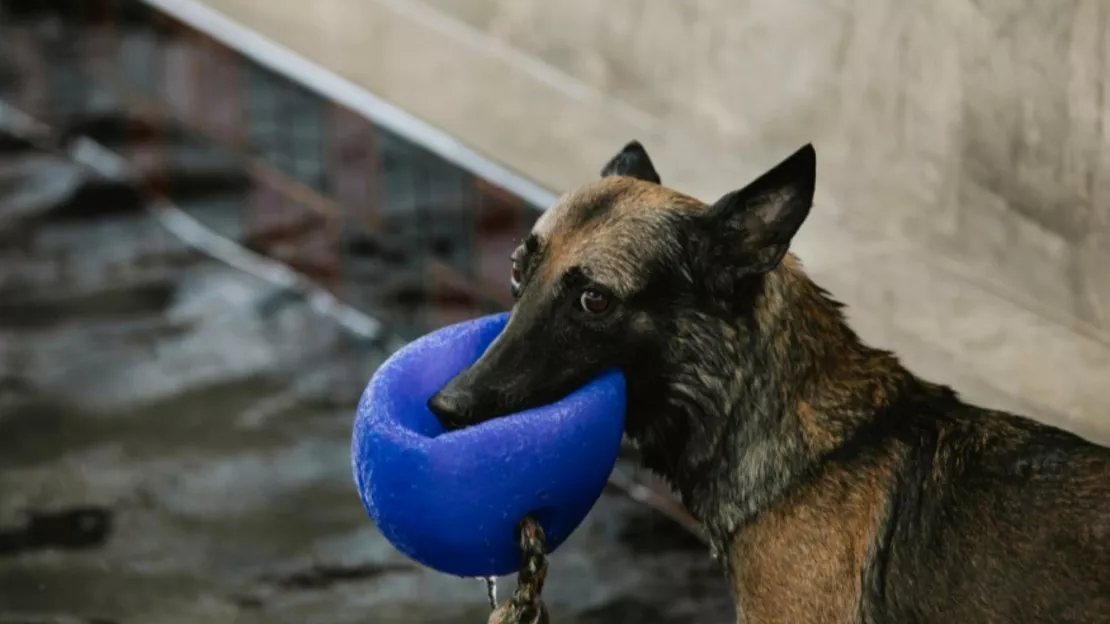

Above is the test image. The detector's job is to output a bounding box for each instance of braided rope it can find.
[487,516,549,624]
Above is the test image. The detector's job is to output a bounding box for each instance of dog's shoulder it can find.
[873,397,1110,621]
[934,400,1110,489]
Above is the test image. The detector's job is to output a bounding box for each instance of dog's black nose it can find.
[427,388,475,431]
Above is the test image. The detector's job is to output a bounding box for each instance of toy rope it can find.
[487,516,550,624]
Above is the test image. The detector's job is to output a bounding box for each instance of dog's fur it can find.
[431,141,1110,623]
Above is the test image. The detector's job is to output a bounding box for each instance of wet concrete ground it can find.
[0,1,733,621]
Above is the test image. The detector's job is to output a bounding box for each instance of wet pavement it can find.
[0,1,732,622]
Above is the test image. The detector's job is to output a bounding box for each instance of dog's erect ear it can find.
[702,143,816,274]
[600,140,661,184]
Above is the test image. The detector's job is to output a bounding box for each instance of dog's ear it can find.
[600,140,661,184]
[701,143,815,275]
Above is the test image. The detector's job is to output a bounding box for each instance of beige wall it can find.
[192,0,1110,442]
[425,0,1110,335]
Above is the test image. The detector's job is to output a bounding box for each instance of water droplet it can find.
[482,575,497,610]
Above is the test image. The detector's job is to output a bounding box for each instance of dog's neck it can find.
[627,256,916,558]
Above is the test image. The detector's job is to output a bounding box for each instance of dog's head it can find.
[429,140,816,443]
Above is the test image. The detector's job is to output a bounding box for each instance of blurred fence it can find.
[0,0,532,341]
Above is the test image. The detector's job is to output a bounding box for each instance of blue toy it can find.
[351,312,627,578]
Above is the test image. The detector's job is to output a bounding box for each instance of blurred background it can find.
[1,0,1108,622]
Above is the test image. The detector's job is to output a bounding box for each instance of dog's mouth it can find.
[428,383,571,432]
[428,361,607,432]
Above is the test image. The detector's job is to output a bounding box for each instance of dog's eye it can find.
[510,259,523,289]
[579,289,611,314]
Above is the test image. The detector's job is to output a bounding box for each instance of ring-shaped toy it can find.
[351,312,627,577]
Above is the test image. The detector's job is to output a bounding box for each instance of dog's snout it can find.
[427,387,476,431]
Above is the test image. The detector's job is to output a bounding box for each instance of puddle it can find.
[0,507,113,556]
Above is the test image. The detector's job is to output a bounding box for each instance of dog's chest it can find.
[725,466,890,624]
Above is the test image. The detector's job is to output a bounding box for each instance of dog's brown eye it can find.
[510,260,523,288]
[579,289,611,314]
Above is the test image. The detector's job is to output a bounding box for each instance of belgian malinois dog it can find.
[429,141,1110,623]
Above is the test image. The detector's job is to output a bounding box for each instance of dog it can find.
[429,141,1110,623]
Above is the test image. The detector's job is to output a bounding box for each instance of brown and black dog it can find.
[429,141,1110,623]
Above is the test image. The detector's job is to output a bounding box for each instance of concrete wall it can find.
[193,0,1110,442]
[425,0,1110,334]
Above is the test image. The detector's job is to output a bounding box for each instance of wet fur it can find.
[434,142,1110,623]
